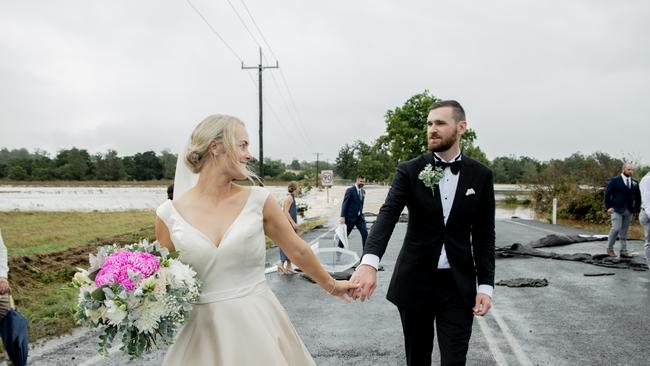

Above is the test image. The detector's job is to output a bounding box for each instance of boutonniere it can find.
[418,164,445,197]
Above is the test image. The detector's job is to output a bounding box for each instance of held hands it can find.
[607,208,614,214]
[339,217,345,224]
[348,264,377,302]
[473,293,492,316]
[327,279,359,303]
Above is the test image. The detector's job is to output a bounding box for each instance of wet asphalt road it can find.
[27,218,650,365]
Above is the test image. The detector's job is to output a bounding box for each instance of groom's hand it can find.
[349,264,376,302]
[473,293,492,316]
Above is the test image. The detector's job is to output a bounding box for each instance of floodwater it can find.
[0,184,535,220]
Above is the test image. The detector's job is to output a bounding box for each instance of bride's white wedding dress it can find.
[157,186,316,365]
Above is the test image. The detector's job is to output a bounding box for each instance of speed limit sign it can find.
[321,170,333,187]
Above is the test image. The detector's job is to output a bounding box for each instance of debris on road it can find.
[496,278,549,287]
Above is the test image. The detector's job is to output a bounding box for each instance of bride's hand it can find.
[327,279,359,303]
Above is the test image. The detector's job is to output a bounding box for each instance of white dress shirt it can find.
[640,172,650,217]
[621,173,632,189]
[0,229,8,278]
[360,152,493,298]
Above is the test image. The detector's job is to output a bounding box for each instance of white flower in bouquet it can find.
[84,306,107,325]
[169,260,197,287]
[73,240,201,359]
[104,299,127,326]
[132,298,168,334]
[72,270,92,287]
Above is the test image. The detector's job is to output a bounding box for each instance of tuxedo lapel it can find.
[420,154,445,226]
[446,163,473,226]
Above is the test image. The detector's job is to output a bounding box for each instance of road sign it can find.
[321,170,333,187]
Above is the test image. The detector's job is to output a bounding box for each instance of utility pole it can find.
[242,47,278,184]
[313,152,323,188]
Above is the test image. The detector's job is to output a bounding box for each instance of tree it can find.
[357,139,393,182]
[335,143,358,180]
[7,165,28,180]
[122,156,136,180]
[289,159,301,170]
[55,148,92,180]
[159,150,177,180]
[263,158,285,178]
[382,90,438,166]
[460,128,490,167]
[94,150,126,181]
[133,151,164,180]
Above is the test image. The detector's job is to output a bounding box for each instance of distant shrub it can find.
[504,195,519,204]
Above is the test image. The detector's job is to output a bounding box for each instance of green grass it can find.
[13,274,79,340]
[0,210,156,256]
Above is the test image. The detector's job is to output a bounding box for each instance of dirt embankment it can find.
[8,227,154,297]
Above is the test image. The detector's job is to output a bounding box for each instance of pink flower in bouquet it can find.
[95,251,160,291]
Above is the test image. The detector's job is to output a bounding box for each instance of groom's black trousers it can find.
[398,269,474,366]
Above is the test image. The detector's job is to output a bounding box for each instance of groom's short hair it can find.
[429,100,466,123]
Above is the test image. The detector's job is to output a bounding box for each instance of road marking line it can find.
[476,316,509,366]
[491,308,534,366]
[505,219,565,235]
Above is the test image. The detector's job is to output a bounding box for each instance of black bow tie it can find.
[435,158,462,175]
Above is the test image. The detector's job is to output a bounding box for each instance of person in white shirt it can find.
[350,100,494,365]
[0,229,12,319]
[638,171,650,267]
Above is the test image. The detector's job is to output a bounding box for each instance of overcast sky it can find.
[1,0,649,165]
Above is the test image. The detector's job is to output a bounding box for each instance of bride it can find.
[155,115,358,365]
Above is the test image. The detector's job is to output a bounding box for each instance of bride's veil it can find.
[173,137,198,200]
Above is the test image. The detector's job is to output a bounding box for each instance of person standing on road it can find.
[350,100,495,366]
[0,229,12,319]
[638,170,650,267]
[604,162,641,258]
[338,175,368,253]
[277,181,300,274]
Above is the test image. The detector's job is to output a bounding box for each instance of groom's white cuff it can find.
[360,254,380,270]
[477,285,494,298]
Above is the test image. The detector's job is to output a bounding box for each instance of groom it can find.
[350,100,495,366]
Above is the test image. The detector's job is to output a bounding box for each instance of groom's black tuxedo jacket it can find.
[365,153,495,308]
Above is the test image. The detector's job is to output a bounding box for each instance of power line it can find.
[243,72,311,152]
[266,72,314,146]
[184,0,243,62]
[233,0,313,147]
[238,0,279,61]
[224,0,262,48]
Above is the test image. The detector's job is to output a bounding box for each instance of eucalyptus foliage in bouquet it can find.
[72,240,200,359]
[418,163,445,197]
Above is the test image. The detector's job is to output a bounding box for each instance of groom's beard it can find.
[428,130,458,153]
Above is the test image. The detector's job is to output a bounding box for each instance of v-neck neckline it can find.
[169,188,253,249]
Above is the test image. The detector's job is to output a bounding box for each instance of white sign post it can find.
[321,170,333,203]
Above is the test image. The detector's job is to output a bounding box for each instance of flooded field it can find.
[0,184,535,220]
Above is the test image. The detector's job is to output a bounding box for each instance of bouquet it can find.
[72,240,200,359]
[296,201,310,213]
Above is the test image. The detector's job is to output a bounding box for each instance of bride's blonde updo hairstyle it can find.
[185,115,256,181]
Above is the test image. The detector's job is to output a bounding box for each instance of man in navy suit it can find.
[339,175,368,252]
[604,162,641,258]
